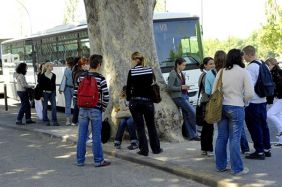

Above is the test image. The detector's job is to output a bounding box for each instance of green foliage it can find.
[155,0,166,12]
[203,0,282,60]
[64,0,80,24]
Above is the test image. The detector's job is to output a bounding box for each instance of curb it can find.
[0,123,239,187]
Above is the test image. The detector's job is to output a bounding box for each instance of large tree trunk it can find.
[84,0,184,142]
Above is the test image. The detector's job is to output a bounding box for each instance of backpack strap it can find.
[211,69,216,76]
[197,72,206,104]
[250,60,261,66]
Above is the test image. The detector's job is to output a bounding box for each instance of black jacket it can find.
[39,73,56,92]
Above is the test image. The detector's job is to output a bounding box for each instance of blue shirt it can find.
[64,67,73,87]
[205,69,216,95]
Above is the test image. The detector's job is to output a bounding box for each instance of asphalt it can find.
[0,98,281,187]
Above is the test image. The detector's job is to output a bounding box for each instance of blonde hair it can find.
[265,57,278,66]
[131,51,146,67]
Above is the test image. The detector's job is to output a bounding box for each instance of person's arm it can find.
[126,70,131,101]
[205,71,213,95]
[101,76,109,111]
[167,71,181,92]
[18,74,32,89]
[244,70,254,103]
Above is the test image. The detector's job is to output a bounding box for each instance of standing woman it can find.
[167,58,200,141]
[126,51,162,156]
[39,62,59,126]
[214,49,253,175]
[59,57,75,126]
[198,57,215,156]
[15,63,35,125]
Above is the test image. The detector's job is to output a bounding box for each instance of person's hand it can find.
[40,97,44,101]
[181,85,189,90]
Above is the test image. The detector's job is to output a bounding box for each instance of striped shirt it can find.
[77,71,109,111]
[126,65,154,101]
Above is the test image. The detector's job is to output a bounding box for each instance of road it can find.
[0,126,206,187]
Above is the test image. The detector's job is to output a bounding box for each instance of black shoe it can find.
[127,144,138,150]
[264,151,271,157]
[153,148,163,154]
[190,137,201,141]
[137,151,148,156]
[16,121,25,125]
[245,152,265,160]
[274,143,282,147]
[26,120,35,124]
[52,122,60,126]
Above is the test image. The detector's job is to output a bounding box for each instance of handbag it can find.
[204,70,223,124]
[116,110,131,119]
[151,72,162,103]
[101,118,111,144]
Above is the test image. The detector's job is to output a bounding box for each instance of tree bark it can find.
[84,0,184,142]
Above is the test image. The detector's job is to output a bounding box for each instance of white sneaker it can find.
[234,167,249,176]
[71,123,78,126]
[86,139,92,144]
[207,151,214,157]
[65,117,71,126]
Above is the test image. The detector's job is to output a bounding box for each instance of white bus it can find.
[1,12,204,106]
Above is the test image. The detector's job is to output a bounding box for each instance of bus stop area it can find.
[0,98,281,187]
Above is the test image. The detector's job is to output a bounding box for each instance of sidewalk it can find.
[0,98,281,187]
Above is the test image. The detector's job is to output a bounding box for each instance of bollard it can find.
[4,84,8,111]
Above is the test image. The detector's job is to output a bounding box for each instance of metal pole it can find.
[4,84,8,111]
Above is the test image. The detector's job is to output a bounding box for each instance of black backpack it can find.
[251,60,275,97]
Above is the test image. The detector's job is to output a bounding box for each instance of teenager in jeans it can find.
[167,57,200,141]
[243,45,272,160]
[76,54,110,167]
[126,51,162,156]
[39,62,59,126]
[59,57,74,126]
[114,86,138,150]
[214,49,253,175]
[15,63,35,125]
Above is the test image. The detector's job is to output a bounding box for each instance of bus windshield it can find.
[153,18,202,73]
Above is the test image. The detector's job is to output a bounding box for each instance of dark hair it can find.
[214,50,226,72]
[225,49,245,70]
[90,54,103,69]
[38,62,46,75]
[174,57,186,80]
[66,57,75,67]
[200,57,213,71]
[16,63,27,75]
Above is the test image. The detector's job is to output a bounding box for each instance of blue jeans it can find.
[17,91,31,122]
[245,103,271,153]
[173,94,198,139]
[42,92,57,122]
[115,117,137,143]
[77,108,104,165]
[64,87,73,117]
[215,105,244,174]
[240,126,250,153]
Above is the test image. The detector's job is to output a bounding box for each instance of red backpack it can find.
[77,75,99,108]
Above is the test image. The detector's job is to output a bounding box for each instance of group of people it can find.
[195,45,282,175]
[14,46,282,173]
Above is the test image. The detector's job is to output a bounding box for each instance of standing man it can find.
[76,54,110,167]
[243,45,271,160]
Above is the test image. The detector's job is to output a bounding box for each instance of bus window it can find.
[11,41,25,62]
[153,18,202,71]
[79,38,90,58]
[57,40,78,65]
